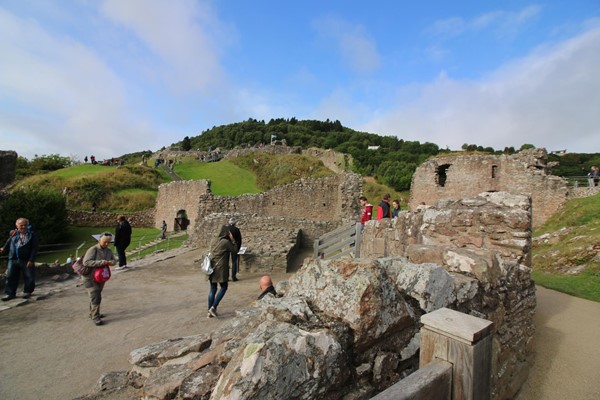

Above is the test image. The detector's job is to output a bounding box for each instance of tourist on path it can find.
[207,225,237,318]
[228,218,242,282]
[114,215,132,270]
[1,217,39,301]
[161,220,167,240]
[82,232,115,325]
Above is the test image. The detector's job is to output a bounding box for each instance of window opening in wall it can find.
[492,165,498,179]
[436,164,451,187]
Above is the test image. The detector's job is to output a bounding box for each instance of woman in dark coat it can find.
[207,225,237,318]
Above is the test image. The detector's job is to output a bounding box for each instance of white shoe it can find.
[115,265,128,271]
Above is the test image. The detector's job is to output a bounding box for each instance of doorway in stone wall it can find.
[436,164,451,187]
[174,209,190,231]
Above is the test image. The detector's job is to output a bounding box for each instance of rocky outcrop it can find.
[80,192,535,400]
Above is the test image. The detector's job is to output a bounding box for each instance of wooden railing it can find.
[313,221,361,260]
[372,308,493,400]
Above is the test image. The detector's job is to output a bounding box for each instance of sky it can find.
[1,0,599,161]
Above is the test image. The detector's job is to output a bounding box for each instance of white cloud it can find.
[312,16,381,74]
[359,23,600,153]
[101,0,227,95]
[0,8,155,159]
[428,5,542,39]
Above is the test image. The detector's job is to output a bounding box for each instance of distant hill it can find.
[173,118,442,191]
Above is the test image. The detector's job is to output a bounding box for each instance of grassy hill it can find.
[532,193,600,301]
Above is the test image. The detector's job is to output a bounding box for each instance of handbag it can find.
[93,266,112,283]
[201,253,214,275]
[72,257,92,275]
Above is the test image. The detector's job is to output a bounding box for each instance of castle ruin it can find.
[409,148,568,227]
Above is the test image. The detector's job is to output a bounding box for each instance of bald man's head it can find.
[259,275,273,291]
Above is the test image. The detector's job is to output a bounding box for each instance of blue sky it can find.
[1,1,599,160]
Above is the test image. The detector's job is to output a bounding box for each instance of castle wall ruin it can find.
[154,173,363,271]
[409,148,568,227]
[360,192,536,400]
[0,150,17,188]
[87,192,535,400]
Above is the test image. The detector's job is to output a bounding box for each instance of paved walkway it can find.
[515,286,600,400]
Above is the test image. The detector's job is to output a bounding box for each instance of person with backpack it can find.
[114,215,132,270]
[1,217,39,301]
[377,193,392,220]
[82,232,115,326]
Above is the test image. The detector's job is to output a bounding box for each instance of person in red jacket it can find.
[377,193,392,220]
[359,196,373,226]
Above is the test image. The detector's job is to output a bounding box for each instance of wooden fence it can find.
[372,308,493,400]
[313,221,361,260]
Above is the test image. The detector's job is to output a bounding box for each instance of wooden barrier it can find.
[313,221,361,260]
[372,308,493,400]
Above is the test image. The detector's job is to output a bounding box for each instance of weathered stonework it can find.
[360,191,536,400]
[154,180,211,231]
[0,150,17,188]
[157,173,363,272]
[409,148,567,227]
[82,191,534,400]
[67,210,155,228]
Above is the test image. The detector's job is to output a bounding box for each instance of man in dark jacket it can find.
[1,217,39,300]
[114,215,132,270]
[228,218,242,281]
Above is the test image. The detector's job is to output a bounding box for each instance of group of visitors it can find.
[359,194,402,226]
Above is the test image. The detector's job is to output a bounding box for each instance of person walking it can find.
[82,232,115,325]
[114,215,132,270]
[207,225,237,318]
[228,218,242,282]
[161,220,167,239]
[1,218,39,300]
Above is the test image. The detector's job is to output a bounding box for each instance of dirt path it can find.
[1,249,599,399]
[0,247,291,400]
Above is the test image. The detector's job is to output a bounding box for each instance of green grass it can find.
[532,270,600,302]
[532,193,600,302]
[35,226,177,264]
[49,164,114,178]
[174,158,261,195]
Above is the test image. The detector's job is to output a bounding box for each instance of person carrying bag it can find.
[82,232,115,326]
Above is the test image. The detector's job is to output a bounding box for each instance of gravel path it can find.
[1,249,598,399]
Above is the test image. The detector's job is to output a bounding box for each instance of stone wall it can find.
[0,150,17,188]
[67,210,155,228]
[409,148,568,227]
[154,180,211,231]
[184,173,363,272]
[360,191,536,400]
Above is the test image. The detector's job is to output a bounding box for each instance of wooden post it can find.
[420,308,494,400]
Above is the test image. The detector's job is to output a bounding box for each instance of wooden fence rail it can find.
[372,308,493,400]
[313,221,361,260]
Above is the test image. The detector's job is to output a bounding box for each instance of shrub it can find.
[0,189,68,244]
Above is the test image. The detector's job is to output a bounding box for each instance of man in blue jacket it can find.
[1,217,39,300]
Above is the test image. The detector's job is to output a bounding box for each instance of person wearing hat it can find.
[228,218,242,282]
